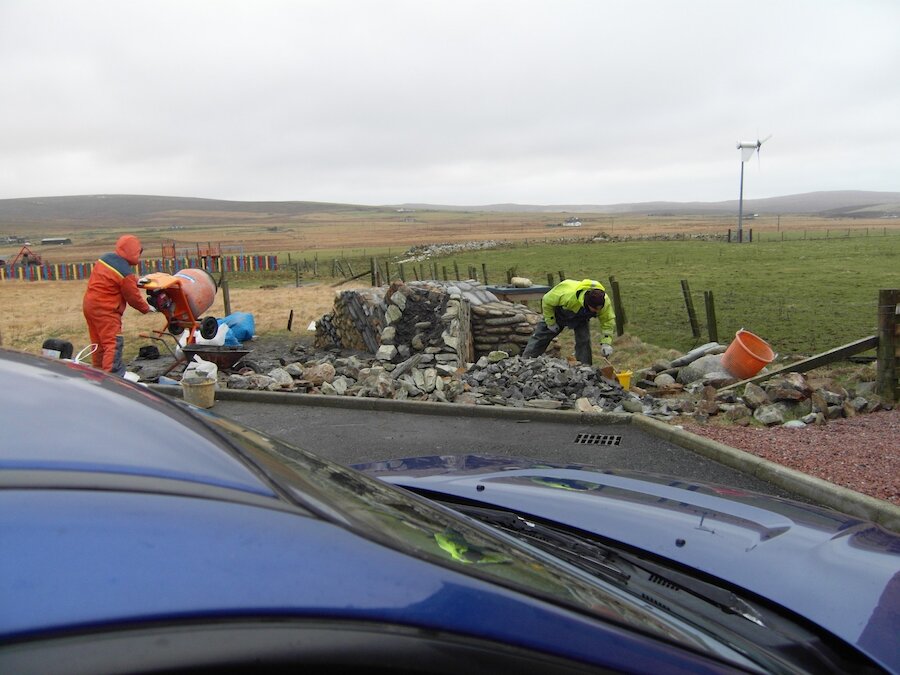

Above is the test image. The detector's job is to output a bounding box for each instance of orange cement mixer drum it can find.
[172,268,218,318]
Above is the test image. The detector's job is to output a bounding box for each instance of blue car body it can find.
[1,348,898,674]
[356,456,900,671]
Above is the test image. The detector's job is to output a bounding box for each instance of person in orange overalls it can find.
[82,235,154,375]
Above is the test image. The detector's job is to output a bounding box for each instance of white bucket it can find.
[181,377,216,408]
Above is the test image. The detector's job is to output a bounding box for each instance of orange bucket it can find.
[721,329,774,379]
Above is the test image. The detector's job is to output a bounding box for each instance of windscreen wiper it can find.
[444,500,882,674]
[456,503,631,584]
[454,503,764,626]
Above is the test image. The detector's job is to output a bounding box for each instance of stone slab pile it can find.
[470,301,546,358]
[315,287,386,353]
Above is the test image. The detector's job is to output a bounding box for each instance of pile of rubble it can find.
[226,346,639,412]
[630,342,887,426]
[222,334,886,425]
[221,333,888,428]
[136,281,888,427]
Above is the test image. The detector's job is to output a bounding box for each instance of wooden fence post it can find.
[681,279,701,338]
[370,258,377,286]
[482,263,488,285]
[454,261,461,281]
[608,276,626,326]
[399,263,406,281]
[546,273,554,287]
[704,290,718,342]
[610,278,625,337]
[558,270,565,282]
[876,288,899,403]
[220,270,232,316]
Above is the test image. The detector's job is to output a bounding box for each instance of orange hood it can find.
[115,235,143,265]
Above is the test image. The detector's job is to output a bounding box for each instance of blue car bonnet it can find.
[357,454,900,672]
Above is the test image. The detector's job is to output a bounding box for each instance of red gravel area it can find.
[683,408,900,506]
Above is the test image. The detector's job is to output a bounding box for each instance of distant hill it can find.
[0,194,377,230]
[1,190,898,231]
[396,190,900,217]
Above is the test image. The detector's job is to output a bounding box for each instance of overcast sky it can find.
[2,1,898,206]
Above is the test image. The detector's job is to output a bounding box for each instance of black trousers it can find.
[522,319,593,364]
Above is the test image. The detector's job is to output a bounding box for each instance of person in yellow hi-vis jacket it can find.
[522,278,615,365]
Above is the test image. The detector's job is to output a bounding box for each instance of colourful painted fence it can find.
[0,255,278,281]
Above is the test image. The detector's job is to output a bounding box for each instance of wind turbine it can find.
[736,134,772,242]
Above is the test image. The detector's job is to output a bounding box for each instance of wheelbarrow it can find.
[181,344,252,371]
[138,330,252,377]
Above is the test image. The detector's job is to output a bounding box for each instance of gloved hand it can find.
[547,322,561,334]
[600,344,613,358]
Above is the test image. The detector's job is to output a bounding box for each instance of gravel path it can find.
[682,408,900,506]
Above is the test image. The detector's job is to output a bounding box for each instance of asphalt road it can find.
[208,396,804,500]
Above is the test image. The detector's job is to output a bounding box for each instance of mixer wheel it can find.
[200,316,219,340]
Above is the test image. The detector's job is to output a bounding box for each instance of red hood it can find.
[115,235,142,265]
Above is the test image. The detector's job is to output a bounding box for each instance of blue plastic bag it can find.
[221,312,255,343]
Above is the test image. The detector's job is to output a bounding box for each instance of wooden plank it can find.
[718,335,879,392]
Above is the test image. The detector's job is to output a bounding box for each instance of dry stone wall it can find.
[314,280,549,364]
[471,301,547,357]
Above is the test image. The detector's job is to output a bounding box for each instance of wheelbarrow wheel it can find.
[200,316,219,340]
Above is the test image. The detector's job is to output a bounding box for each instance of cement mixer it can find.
[138,268,219,343]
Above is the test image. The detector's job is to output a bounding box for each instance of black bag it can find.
[138,345,160,360]
[42,338,73,360]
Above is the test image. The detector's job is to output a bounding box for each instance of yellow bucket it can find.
[181,378,216,408]
[615,370,632,389]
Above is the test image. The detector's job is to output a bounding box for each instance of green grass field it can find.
[231,233,898,357]
[435,235,899,356]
